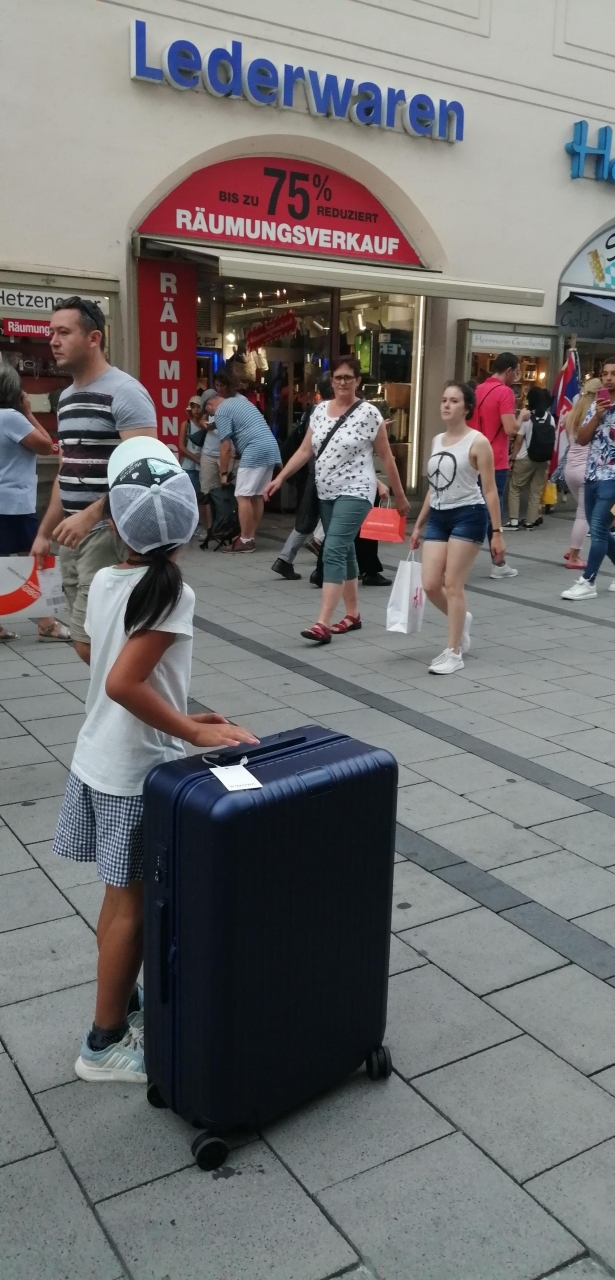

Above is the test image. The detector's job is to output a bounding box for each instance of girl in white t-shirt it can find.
[53,437,257,1084]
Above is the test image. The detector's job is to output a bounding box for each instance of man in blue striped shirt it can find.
[216,390,281,553]
[31,298,157,661]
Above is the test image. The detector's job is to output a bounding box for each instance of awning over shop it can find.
[134,236,544,307]
[574,292,615,314]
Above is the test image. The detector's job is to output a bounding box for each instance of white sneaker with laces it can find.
[561,577,597,601]
[429,648,464,675]
[75,1023,146,1083]
[461,611,472,654]
[490,563,519,579]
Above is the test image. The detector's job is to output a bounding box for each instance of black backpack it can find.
[201,484,240,550]
[527,412,556,463]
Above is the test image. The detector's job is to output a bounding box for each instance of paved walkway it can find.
[3,510,615,1279]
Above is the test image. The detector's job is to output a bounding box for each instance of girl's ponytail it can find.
[124,549,183,634]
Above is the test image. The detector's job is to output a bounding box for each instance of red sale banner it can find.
[2,318,51,338]
[138,158,421,267]
[246,309,297,350]
[137,260,196,453]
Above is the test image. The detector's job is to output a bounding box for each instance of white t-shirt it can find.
[310,400,382,502]
[516,412,554,461]
[70,566,195,796]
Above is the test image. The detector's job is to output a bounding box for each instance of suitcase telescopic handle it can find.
[201,734,308,768]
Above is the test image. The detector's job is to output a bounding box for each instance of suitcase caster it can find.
[191,1133,229,1171]
[146,1082,168,1109]
[366,1045,392,1080]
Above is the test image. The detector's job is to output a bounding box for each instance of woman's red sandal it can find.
[300,622,332,644]
[330,615,362,634]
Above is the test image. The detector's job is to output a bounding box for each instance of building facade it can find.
[4,0,615,487]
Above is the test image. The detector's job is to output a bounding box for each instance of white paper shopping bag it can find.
[386,552,425,635]
[0,556,66,620]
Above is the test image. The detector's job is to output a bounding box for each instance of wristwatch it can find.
[492,528,502,534]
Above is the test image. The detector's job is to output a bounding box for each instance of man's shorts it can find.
[235,465,274,498]
[58,524,124,643]
[53,772,144,887]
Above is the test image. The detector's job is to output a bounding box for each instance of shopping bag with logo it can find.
[0,555,65,620]
[359,501,407,543]
[386,551,424,634]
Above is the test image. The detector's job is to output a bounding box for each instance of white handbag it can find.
[386,551,425,635]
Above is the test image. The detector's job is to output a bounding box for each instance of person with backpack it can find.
[505,387,556,530]
[472,352,523,578]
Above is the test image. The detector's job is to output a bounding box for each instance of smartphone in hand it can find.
[597,388,611,404]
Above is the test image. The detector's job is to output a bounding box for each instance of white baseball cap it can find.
[108,436,198,554]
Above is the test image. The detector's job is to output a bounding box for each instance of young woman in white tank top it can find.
[409,382,506,675]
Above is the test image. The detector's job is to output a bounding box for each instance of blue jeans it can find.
[485,468,509,562]
[583,479,615,582]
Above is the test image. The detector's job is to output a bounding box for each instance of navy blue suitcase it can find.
[142,725,397,1169]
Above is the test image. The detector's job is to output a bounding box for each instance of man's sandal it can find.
[300,622,332,644]
[330,615,362,634]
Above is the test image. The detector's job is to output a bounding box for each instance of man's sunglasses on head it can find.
[52,296,106,332]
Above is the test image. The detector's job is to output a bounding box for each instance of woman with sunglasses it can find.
[264,356,409,643]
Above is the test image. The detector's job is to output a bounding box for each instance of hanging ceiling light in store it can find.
[197,296,201,304]
[259,292,263,299]
[357,313,366,330]
[226,331,236,343]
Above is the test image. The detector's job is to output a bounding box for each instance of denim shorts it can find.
[424,503,488,544]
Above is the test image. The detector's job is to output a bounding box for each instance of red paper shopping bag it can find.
[359,506,407,543]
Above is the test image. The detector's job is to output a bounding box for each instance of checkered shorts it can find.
[53,772,144,888]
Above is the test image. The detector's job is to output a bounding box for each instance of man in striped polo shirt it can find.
[31,298,157,662]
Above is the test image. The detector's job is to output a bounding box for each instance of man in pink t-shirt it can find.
[473,352,520,579]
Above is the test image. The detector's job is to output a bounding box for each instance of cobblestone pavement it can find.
[3,510,615,1279]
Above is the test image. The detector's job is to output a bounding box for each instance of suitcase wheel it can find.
[366,1045,393,1080]
[146,1082,168,1109]
[191,1133,229,1171]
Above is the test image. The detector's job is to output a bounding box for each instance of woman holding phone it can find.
[562,359,615,601]
[409,381,505,674]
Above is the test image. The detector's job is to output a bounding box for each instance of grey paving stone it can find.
[465,778,589,825]
[415,1035,615,1181]
[551,673,615,698]
[402,908,566,996]
[0,916,97,1005]
[434,861,530,910]
[39,1079,200,1200]
[0,709,28,738]
[390,860,477,932]
[242,708,318,735]
[36,660,89,681]
[0,734,53,770]
[528,1138,615,1272]
[98,1141,356,1280]
[494,850,615,918]
[26,713,85,746]
[0,1054,55,1165]
[0,981,97,1092]
[27,840,99,889]
[537,750,615,786]
[502,901,615,979]
[0,760,68,805]
[0,868,73,934]
[487,964,615,1074]
[550,727,615,763]
[58,678,89,701]
[0,827,35,875]
[592,1066,615,1096]
[1,691,86,720]
[0,795,63,843]
[394,823,462,870]
[282,689,364,714]
[265,1071,452,1193]
[499,707,590,740]
[0,1149,119,1280]
[47,742,78,769]
[548,1259,615,1280]
[411,753,520,795]
[64,880,104,929]
[249,672,327,696]
[475,723,572,758]
[573,904,615,947]
[448,689,538,717]
[531,811,615,867]
[0,673,63,700]
[388,934,428,975]
[395,780,486,831]
[424,812,561,871]
[387,966,520,1079]
[318,1132,581,1280]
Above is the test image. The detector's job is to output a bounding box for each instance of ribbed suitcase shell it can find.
[143,725,397,1132]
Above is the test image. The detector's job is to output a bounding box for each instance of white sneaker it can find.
[461,611,472,654]
[608,580,615,593]
[75,1024,146,1083]
[429,648,464,675]
[490,564,519,579]
[561,577,597,601]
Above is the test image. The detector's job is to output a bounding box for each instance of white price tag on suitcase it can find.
[210,764,262,791]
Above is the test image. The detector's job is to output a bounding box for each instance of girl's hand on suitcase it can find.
[189,714,259,747]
